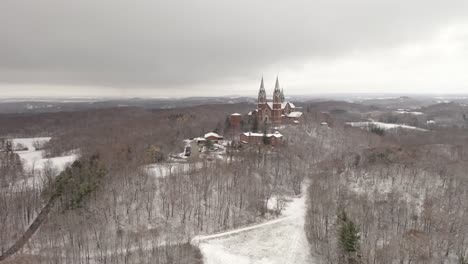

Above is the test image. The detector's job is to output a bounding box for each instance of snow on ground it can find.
[145,162,203,178]
[11,137,51,151]
[345,169,443,216]
[198,244,252,264]
[193,188,315,264]
[12,137,78,172]
[394,110,424,115]
[17,150,78,173]
[11,153,78,191]
[9,137,78,190]
[347,121,428,131]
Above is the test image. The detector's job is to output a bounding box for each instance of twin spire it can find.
[258,76,284,104]
[273,76,282,104]
[258,76,267,103]
[274,76,280,92]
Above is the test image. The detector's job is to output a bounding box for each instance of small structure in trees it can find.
[183,132,226,158]
[229,113,242,129]
[239,131,283,146]
[184,145,191,156]
[204,132,223,143]
[284,111,303,123]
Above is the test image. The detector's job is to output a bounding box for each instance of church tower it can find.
[257,77,267,122]
[272,76,282,123]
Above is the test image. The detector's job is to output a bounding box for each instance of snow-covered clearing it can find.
[347,121,428,131]
[17,150,78,173]
[9,137,78,190]
[193,189,315,264]
[394,110,424,115]
[145,162,203,178]
[11,137,51,151]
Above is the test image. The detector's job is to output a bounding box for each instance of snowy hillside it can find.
[9,137,78,190]
[194,187,315,264]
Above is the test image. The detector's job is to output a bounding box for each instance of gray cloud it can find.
[1,0,468,93]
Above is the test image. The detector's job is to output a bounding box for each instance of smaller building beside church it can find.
[240,131,283,146]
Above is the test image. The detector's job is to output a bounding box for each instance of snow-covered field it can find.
[145,162,203,178]
[12,137,51,150]
[347,121,428,131]
[394,110,424,115]
[9,137,78,190]
[12,137,78,172]
[194,190,315,264]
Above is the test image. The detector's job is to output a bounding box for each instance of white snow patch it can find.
[145,162,203,178]
[347,121,428,131]
[199,244,251,264]
[8,137,79,190]
[11,137,51,151]
[12,138,78,172]
[194,187,315,264]
[394,110,424,115]
[17,150,78,172]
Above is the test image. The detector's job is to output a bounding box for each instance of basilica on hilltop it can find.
[250,77,302,124]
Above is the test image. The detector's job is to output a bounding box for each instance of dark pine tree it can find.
[338,209,362,264]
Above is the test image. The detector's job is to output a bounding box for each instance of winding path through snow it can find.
[192,187,315,264]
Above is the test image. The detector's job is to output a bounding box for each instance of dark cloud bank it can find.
[1,0,468,94]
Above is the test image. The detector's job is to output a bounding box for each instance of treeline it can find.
[0,103,253,138]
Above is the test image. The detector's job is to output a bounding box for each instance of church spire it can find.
[280,88,285,102]
[258,76,266,104]
[273,76,281,104]
[274,76,280,91]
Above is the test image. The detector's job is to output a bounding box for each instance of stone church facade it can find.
[251,77,298,124]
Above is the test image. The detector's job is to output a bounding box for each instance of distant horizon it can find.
[2,92,468,101]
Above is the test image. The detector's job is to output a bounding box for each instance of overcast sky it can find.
[1,0,468,97]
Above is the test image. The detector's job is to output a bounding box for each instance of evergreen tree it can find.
[459,255,468,264]
[5,140,13,152]
[205,139,214,150]
[213,123,221,134]
[338,209,362,264]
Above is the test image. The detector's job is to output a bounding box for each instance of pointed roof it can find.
[274,76,280,92]
[273,76,281,103]
[280,88,285,102]
[258,76,267,103]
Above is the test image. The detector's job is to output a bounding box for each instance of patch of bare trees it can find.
[1,104,312,263]
[302,115,468,264]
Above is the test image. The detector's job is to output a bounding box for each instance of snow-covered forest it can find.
[301,117,468,263]
[2,101,468,263]
[0,105,310,263]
